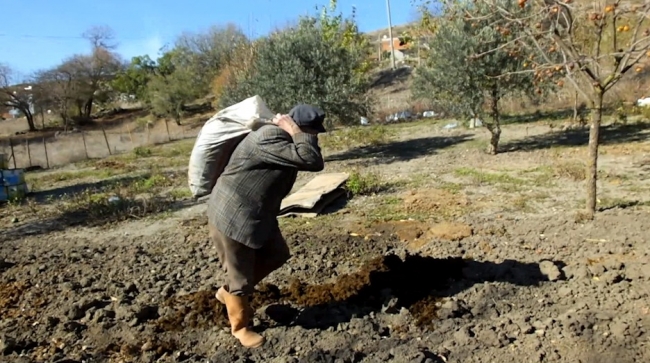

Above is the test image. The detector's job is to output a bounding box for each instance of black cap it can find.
[288,104,327,133]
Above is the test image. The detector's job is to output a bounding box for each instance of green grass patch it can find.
[320,125,394,151]
[60,188,177,224]
[133,146,153,157]
[405,173,431,188]
[363,195,427,222]
[454,167,527,187]
[156,140,195,158]
[169,187,193,199]
[437,180,464,194]
[521,162,632,185]
[26,168,116,186]
[453,166,560,192]
[345,170,394,196]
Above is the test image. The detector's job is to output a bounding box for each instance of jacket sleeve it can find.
[254,125,325,171]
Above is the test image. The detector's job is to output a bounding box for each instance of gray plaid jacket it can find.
[207,124,324,248]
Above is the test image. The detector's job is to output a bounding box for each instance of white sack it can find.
[188,95,275,198]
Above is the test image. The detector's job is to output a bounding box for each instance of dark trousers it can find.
[208,223,290,296]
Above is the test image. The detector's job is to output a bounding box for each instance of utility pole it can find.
[386,0,396,69]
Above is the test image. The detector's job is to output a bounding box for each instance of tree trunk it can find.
[573,91,578,121]
[585,94,603,219]
[61,113,68,132]
[174,105,182,126]
[83,98,94,118]
[26,113,36,131]
[486,86,501,155]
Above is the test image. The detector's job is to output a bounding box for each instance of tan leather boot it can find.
[215,286,227,304]
[217,286,254,327]
[223,290,265,348]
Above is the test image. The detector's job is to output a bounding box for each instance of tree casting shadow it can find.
[254,254,561,331]
[325,134,474,165]
[502,122,650,152]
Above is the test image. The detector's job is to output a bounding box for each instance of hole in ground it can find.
[154,254,466,331]
[283,254,466,328]
[154,253,549,331]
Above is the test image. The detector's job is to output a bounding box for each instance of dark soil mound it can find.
[154,254,467,331]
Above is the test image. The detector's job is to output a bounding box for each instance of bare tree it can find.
[469,0,650,219]
[34,67,78,130]
[82,25,118,50]
[0,63,37,131]
[56,47,123,120]
[174,23,249,93]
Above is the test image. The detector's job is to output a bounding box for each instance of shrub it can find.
[219,16,372,127]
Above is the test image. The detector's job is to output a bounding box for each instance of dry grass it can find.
[453,167,535,192]
[552,161,586,181]
[4,167,193,230]
[0,118,202,170]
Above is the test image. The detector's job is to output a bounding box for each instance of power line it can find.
[0,33,152,41]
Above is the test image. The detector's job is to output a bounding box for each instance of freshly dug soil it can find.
[0,208,649,363]
[154,254,468,333]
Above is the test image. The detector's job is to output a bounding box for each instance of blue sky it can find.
[0,0,417,77]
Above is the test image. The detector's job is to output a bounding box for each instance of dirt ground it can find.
[1,117,650,363]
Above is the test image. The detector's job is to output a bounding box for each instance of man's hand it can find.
[273,114,302,136]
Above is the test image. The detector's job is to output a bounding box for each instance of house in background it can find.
[369,32,428,65]
[380,35,411,62]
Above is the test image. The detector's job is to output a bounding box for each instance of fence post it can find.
[25,139,32,167]
[101,127,112,155]
[165,119,171,142]
[81,131,89,159]
[9,138,16,169]
[43,137,50,169]
[127,124,134,149]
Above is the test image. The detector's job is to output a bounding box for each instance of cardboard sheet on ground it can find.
[279,172,349,218]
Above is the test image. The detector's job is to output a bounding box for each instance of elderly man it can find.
[207,104,326,348]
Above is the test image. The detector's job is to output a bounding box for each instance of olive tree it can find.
[110,55,159,101]
[219,1,372,126]
[412,0,542,154]
[146,50,202,125]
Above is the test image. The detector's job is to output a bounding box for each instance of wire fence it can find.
[0,121,201,170]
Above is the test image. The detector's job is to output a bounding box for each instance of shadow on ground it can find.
[0,197,199,243]
[155,254,557,334]
[1,171,195,242]
[503,122,650,152]
[502,107,588,125]
[28,174,148,204]
[325,135,474,165]
[370,67,413,89]
[272,254,555,330]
